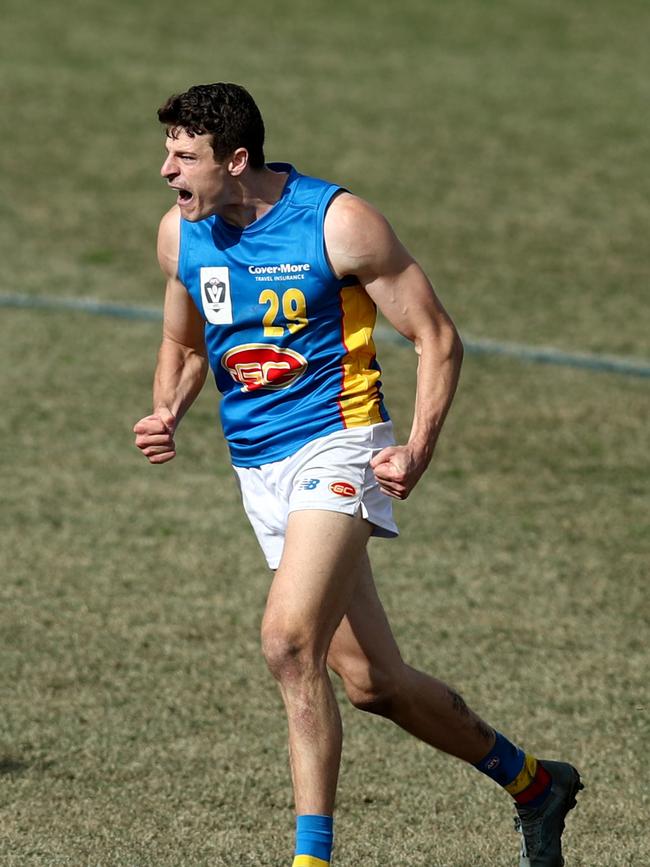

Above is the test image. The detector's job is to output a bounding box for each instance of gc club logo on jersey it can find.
[221,344,308,392]
[200,267,233,325]
[329,481,357,498]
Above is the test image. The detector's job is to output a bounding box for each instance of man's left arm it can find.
[324,193,463,500]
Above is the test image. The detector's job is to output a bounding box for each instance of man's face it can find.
[160,129,229,222]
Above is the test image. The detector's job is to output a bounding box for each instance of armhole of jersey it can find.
[315,186,348,284]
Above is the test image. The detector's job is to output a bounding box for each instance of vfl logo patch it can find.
[329,481,357,498]
[200,267,233,324]
[297,478,321,491]
[222,344,308,392]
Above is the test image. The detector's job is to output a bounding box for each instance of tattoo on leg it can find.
[447,687,494,743]
[474,718,494,742]
[447,687,470,717]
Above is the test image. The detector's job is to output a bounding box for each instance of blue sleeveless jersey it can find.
[178,163,389,467]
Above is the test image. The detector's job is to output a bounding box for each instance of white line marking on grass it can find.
[1,293,649,379]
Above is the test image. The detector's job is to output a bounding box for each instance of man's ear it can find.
[228,148,249,177]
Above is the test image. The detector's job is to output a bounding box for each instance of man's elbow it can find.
[436,318,464,368]
[413,315,463,367]
[450,323,464,367]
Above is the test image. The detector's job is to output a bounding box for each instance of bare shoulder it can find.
[324,192,394,254]
[157,205,181,278]
[324,192,410,280]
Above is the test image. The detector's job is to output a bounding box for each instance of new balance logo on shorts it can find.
[297,478,321,491]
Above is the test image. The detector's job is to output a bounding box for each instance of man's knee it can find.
[261,623,321,683]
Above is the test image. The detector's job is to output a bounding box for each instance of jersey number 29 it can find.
[259,288,308,336]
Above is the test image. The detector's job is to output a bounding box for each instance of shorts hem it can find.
[288,501,399,540]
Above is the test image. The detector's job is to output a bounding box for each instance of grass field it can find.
[1,0,649,865]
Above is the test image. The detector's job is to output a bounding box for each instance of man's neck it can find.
[219,165,289,228]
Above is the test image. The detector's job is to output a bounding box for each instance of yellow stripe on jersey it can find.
[292,856,330,867]
[338,283,384,428]
[505,753,538,796]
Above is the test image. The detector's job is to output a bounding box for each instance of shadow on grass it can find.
[0,756,30,776]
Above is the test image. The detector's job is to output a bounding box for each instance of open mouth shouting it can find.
[170,185,194,208]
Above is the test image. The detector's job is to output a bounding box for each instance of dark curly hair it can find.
[158,83,265,169]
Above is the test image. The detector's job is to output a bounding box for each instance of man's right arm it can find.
[133,207,208,464]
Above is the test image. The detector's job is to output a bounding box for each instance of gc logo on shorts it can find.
[329,481,357,497]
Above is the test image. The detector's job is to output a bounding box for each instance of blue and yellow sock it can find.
[474,731,552,809]
[292,814,333,867]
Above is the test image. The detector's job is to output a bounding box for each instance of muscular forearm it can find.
[134,337,207,465]
[152,336,208,423]
[371,319,462,499]
[408,320,464,463]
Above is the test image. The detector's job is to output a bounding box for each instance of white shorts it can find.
[233,422,399,569]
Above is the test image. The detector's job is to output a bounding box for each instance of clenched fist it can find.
[370,444,430,500]
[133,407,177,464]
